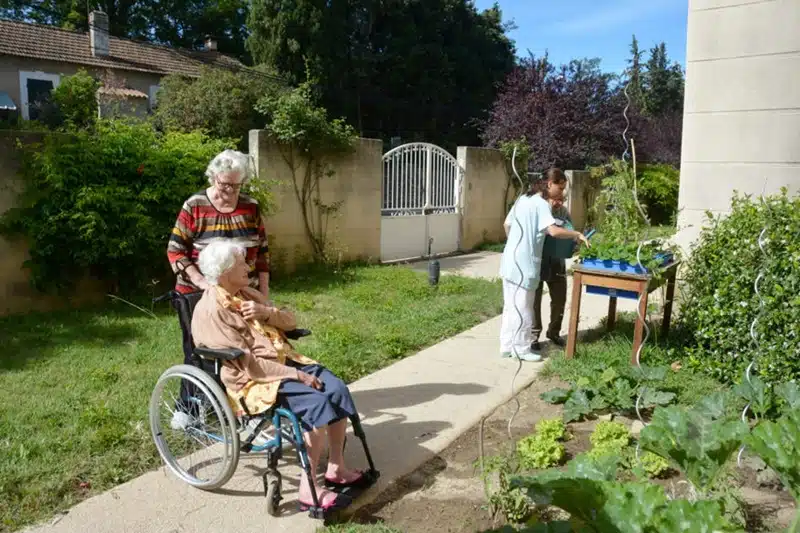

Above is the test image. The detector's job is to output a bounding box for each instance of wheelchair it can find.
[148,290,379,519]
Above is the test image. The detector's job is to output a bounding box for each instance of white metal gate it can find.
[380,143,462,261]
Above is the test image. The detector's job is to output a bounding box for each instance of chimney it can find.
[89,11,109,57]
[204,36,218,51]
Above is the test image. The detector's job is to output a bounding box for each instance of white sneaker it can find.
[516,352,543,362]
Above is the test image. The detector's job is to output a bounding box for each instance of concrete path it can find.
[23,252,632,533]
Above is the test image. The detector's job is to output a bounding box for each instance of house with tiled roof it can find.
[0,11,246,120]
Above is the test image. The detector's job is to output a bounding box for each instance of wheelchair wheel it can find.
[149,364,239,490]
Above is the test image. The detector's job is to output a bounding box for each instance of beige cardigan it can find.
[191,285,316,412]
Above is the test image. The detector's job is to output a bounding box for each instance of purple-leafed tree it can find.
[481,54,625,172]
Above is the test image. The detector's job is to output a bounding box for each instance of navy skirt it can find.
[278,363,356,432]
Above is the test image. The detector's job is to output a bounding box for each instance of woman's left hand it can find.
[240,301,271,321]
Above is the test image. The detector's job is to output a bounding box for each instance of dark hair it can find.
[526,167,567,198]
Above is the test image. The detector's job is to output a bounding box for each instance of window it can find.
[148,84,160,110]
[19,71,60,120]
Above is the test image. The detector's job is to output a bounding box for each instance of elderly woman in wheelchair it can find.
[149,239,377,518]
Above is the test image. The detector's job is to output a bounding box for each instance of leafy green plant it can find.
[154,65,285,148]
[679,190,800,384]
[50,69,100,130]
[517,418,568,470]
[634,451,670,479]
[479,453,534,524]
[587,421,630,461]
[745,411,800,501]
[540,364,675,422]
[512,467,744,532]
[535,418,568,442]
[0,121,232,294]
[579,158,678,276]
[256,77,357,262]
[639,404,748,495]
[637,163,679,226]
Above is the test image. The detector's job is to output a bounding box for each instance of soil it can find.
[340,378,797,533]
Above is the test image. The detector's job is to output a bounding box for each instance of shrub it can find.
[679,190,800,384]
[0,120,233,294]
[50,69,100,130]
[637,163,679,226]
[535,418,567,442]
[153,66,285,148]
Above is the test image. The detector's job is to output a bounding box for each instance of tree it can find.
[642,42,684,117]
[152,65,284,148]
[627,35,645,110]
[481,55,623,171]
[246,0,515,149]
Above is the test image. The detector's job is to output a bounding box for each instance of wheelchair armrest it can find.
[194,346,245,361]
[285,328,311,340]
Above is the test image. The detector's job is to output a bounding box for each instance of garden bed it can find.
[328,377,795,533]
[0,264,502,532]
[324,322,798,533]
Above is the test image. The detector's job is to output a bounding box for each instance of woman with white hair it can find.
[167,149,270,299]
[191,240,365,512]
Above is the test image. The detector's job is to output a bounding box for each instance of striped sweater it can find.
[167,191,269,294]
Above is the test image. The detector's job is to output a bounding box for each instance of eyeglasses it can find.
[216,178,243,192]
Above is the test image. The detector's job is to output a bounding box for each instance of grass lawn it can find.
[0,264,501,532]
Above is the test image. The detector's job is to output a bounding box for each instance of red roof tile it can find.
[0,19,246,78]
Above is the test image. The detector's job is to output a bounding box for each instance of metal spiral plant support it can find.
[618,70,655,460]
[478,146,527,478]
[737,225,769,467]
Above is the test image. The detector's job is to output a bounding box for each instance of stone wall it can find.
[249,130,383,273]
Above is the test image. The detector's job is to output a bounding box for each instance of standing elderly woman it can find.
[167,149,270,299]
[192,240,365,512]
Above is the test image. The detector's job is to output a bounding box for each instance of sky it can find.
[474,0,688,74]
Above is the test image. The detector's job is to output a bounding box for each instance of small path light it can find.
[428,238,440,286]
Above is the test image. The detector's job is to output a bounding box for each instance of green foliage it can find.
[50,69,100,130]
[635,451,670,479]
[512,470,743,533]
[679,190,800,384]
[540,364,675,422]
[639,403,748,494]
[580,159,677,274]
[517,418,568,470]
[535,418,567,443]
[153,66,285,148]
[0,120,232,294]
[518,435,565,470]
[587,421,630,461]
[256,79,357,261]
[480,454,534,524]
[637,164,679,226]
[745,411,800,501]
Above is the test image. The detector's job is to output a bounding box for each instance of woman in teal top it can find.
[499,168,589,361]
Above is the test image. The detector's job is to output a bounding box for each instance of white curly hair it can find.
[197,240,246,285]
[205,149,254,185]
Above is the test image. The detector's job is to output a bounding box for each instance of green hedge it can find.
[679,190,800,384]
[0,120,232,294]
[637,163,679,226]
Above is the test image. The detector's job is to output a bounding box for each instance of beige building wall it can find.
[0,56,163,116]
[676,0,800,251]
[249,130,383,272]
[457,146,507,250]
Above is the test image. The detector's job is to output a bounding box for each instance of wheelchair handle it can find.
[153,290,179,304]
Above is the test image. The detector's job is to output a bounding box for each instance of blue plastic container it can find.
[580,253,673,300]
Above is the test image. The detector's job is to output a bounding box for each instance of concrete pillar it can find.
[676,0,800,252]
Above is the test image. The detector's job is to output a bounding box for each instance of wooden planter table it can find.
[565,261,679,365]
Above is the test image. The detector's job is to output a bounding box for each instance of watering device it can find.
[427,237,440,286]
